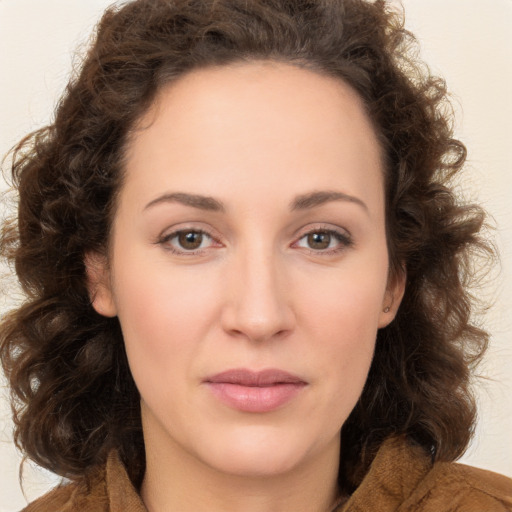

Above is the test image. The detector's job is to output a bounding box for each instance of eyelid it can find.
[293,223,352,241]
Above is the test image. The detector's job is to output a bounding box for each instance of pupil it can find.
[308,232,330,249]
[179,231,202,249]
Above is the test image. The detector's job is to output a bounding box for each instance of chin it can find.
[210,449,303,478]
[197,425,324,478]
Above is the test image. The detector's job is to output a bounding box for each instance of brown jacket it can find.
[22,437,512,511]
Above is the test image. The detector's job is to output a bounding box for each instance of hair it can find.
[1,0,492,495]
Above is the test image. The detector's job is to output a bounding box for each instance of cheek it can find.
[296,262,387,397]
[299,262,388,341]
[111,261,222,386]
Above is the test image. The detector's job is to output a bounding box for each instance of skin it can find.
[88,61,405,512]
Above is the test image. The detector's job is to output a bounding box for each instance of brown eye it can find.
[159,229,219,255]
[177,231,204,250]
[294,228,352,254]
[307,232,331,250]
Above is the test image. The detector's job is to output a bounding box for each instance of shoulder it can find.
[342,437,512,512]
[20,483,110,512]
[20,468,109,512]
[20,483,74,512]
[406,460,512,512]
[20,451,145,512]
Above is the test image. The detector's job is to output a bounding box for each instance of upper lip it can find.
[205,368,307,387]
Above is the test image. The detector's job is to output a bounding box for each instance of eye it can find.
[159,229,218,254]
[294,228,352,254]
[176,231,206,250]
[304,232,333,250]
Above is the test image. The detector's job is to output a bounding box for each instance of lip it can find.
[204,368,307,413]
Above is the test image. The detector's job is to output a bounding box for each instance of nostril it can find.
[222,316,294,343]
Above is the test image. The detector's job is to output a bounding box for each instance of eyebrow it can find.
[144,192,225,212]
[290,190,368,212]
[144,190,368,214]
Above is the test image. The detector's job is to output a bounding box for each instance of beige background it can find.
[1,0,511,510]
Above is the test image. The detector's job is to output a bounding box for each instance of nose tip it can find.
[220,258,295,343]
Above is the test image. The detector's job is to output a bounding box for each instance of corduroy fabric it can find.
[21,437,512,511]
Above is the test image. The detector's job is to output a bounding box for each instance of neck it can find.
[141,454,340,512]
[140,423,341,512]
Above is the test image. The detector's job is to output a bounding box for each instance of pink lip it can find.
[204,368,307,413]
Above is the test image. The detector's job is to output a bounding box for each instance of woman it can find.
[1,0,511,510]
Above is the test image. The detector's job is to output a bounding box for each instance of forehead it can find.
[122,60,384,215]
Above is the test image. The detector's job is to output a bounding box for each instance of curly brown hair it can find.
[0,0,491,494]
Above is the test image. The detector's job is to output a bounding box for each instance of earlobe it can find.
[378,268,406,328]
[84,252,117,318]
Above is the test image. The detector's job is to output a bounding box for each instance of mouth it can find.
[204,368,307,413]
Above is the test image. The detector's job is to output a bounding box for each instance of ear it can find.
[84,252,117,317]
[378,267,406,328]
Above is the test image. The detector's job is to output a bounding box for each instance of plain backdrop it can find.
[1,1,511,510]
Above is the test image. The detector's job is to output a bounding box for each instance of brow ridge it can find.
[144,189,367,214]
[144,192,225,212]
[291,190,368,212]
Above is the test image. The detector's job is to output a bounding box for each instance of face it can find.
[88,61,404,479]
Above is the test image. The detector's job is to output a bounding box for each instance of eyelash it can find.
[157,226,353,256]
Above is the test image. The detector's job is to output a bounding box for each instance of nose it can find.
[220,245,296,343]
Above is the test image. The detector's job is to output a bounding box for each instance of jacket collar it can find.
[106,451,147,512]
[339,437,431,511]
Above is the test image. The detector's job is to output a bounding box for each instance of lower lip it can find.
[206,382,306,413]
